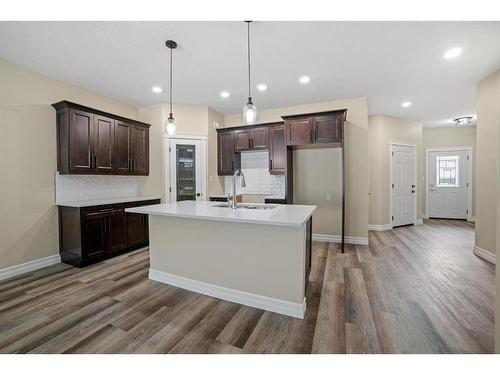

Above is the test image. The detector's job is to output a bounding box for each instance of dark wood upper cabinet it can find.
[250,127,268,149]
[217,130,237,176]
[94,115,115,173]
[283,110,346,147]
[114,121,132,174]
[285,117,314,146]
[130,125,149,175]
[234,127,268,151]
[269,125,287,175]
[234,129,251,151]
[68,109,94,173]
[53,101,150,176]
[313,115,341,144]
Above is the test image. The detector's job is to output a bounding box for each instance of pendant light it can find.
[165,40,177,136]
[242,21,257,125]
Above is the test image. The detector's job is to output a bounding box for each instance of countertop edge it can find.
[56,196,162,208]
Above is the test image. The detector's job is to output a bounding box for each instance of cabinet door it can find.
[69,109,94,172]
[313,115,341,144]
[251,127,268,149]
[217,131,235,175]
[82,217,107,259]
[285,118,313,146]
[126,212,145,247]
[114,121,132,174]
[234,129,251,151]
[269,125,287,175]
[108,211,128,254]
[131,125,149,175]
[94,115,115,173]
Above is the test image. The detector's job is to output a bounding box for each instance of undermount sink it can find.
[212,203,278,210]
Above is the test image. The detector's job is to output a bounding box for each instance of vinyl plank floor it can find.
[0,219,493,353]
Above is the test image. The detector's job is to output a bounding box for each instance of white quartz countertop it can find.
[56,196,162,208]
[126,201,316,227]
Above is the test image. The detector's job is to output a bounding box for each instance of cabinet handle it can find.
[315,128,319,141]
[270,159,273,171]
[132,159,135,172]
[94,155,97,169]
[310,129,314,142]
[108,218,112,232]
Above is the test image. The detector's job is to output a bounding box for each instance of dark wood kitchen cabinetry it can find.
[58,199,160,267]
[234,127,268,151]
[217,129,240,176]
[283,110,345,146]
[53,101,150,176]
[268,125,287,175]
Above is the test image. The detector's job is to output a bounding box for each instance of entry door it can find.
[169,139,204,202]
[428,150,468,219]
[391,144,416,227]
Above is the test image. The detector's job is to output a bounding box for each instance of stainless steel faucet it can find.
[230,170,246,209]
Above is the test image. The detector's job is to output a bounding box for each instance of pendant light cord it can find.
[169,46,173,115]
[247,21,251,100]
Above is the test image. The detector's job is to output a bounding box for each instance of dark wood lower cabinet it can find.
[58,199,160,267]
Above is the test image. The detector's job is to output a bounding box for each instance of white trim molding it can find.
[473,246,496,264]
[312,233,368,245]
[425,146,473,221]
[149,269,306,319]
[415,219,424,225]
[368,224,393,231]
[0,254,61,281]
[467,216,476,223]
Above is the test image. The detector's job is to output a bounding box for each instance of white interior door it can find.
[169,138,205,202]
[428,150,468,219]
[391,144,416,227]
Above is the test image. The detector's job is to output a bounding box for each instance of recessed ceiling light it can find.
[152,86,162,93]
[257,83,267,92]
[299,75,310,84]
[444,47,463,60]
[401,101,412,108]
[220,91,230,98]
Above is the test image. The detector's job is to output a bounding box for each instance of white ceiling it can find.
[1,21,499,127]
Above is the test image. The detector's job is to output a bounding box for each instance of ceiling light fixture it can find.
[453,116,473,126]
[299,75,310,84]
[257,83,267,92]
[242,21,257,125]
[401,101,412,108]
[220,91,230,98]
[152,86,162,94]
[164,40,178,136]
[444,47,463,60]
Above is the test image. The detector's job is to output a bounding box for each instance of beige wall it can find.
[368,115,423,225]
[474,69,500,353]
[422,126,477,216]
[0,58,139,270]
[475,69,500,258]
[225,98,369,238]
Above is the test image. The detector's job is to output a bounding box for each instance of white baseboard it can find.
[423,214,429,219]
[312,233,368,245]
[473,246,496,264]
[415,219,423,225]
[0,254,61,282]
[149,269,306,319]
[368,223,393,231]
[467,216,476,223]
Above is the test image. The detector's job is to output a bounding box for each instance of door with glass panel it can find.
[428,150,468,219]
[169,138,205,202]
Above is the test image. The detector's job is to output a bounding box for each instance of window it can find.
[436,156,459,187]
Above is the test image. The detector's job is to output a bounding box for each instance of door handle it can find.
[411,190,415,193]
[411,185,416,188]
[196,193,201,197]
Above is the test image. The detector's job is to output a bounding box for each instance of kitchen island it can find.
[126,201,316,318]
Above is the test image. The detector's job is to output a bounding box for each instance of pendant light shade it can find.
[164,40,177,136]
[242,21,257,125]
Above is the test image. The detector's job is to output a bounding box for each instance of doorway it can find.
[390,142,417,227]
[426,147,472,220]
[167,136,207,203]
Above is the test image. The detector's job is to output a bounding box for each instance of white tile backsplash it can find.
[55,172,142,203]
[224,151,286,197]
